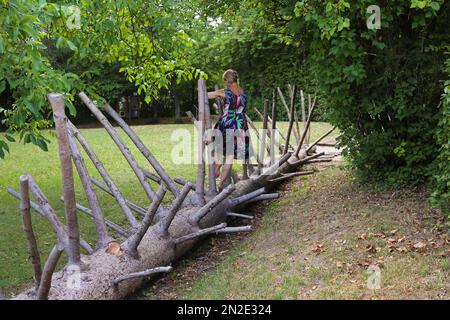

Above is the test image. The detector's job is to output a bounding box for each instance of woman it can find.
[207,69,250,191]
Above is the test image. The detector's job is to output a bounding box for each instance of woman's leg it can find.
[214,153,223,178]
[218,154,234,191]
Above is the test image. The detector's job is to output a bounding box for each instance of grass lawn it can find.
[140,164,449,300]
[0,120,336,295]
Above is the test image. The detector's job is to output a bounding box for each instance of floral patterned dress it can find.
[214,88,251,160]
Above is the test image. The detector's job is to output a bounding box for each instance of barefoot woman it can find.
[207,69,250,191]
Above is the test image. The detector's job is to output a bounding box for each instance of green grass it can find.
[146,165,449,300]
[0,121,337,295]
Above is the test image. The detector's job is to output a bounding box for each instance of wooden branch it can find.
[216,226,252,234]
[142,169,162,184]
[78,92,158,205]
[268,171,315,183]
[254,108,284,153]
[303,158,333,164]
[90,177,146,217]
[67,128,110,247]
[258,100,269,174]
[48,93,80,266]
[203,85,216,195]
[226,212,254,220]
[214,84,224,116]
[186,111,199,128]
[67,121,140,227]
[191,184,236,223]
[174,177,197,191]
[229,187,266,207]
[104,103,179,197]
[277,86,300,144]
[160,182,193,235]
[36,243,64,300]
[306,127,337,153]
[113,266,172,286]
[174,223,227,245]
[20,175,42,291]
[125,186,167,255]
[245,193,279,203]
[294,98,317,157]
[195,79,207,205]
[291,152,325,166]
[245,115,270,166]
[66,199,129,237]
[27,175,70,250]
[283,85,297,155]
[255,152,292,183]
[270,89,277,166]
[8,185,93,254]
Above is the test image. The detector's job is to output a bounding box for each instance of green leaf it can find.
[5,133,15,142]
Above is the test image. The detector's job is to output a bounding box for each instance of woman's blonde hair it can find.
[223,69,239,84]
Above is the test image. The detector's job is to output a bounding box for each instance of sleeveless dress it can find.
[214,88,251,160]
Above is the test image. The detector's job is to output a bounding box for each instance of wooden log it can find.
[67,128,111,246]
[36,243,64,300]
[78,92,158,205]
[67,120,142,225]
[103,103,179,197]
[48,93,80,266]
[20,175,42,291]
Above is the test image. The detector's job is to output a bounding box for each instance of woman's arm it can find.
[207,89,225,99]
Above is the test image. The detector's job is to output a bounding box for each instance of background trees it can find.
[0,0,448,215]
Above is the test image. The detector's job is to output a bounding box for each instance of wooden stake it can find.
[67,129,111,246]
[283,85,297,155]
[36,243,64,300]
[67,121,141,226]
[78,92,158,205]
[195,79,207,204]
[48,93,80,266]
[104,103,179,197]
[20,175,42,291]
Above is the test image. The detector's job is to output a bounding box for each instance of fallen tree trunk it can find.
[10,81,330,300]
